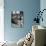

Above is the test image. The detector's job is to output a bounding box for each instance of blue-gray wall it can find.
[4,0,40,42]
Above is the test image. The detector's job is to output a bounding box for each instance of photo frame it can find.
[11,11,24,28]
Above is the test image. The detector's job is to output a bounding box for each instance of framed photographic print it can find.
[11,11,24,28]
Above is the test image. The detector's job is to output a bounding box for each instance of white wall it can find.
[40,0,46,27]
[0,0,4,42]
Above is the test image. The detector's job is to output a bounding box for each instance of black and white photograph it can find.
[11,11,24,28]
